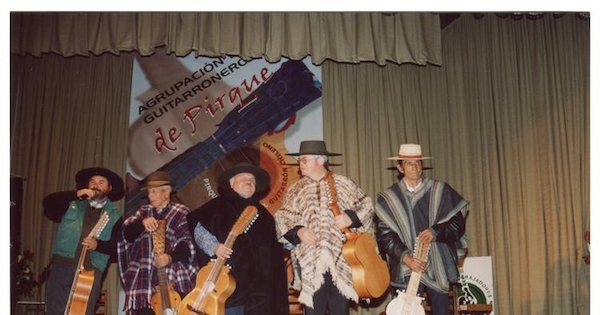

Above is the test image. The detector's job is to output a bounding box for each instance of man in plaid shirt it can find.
[117,171,202,315]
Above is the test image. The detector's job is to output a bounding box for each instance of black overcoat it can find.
[187,189,290,315]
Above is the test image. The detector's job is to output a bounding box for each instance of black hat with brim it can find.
[75,167,125,201]
[217,163,271,193]
[286,140,341,157]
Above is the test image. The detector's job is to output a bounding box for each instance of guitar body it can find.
[178,262,236,315]
[65,213,110,315]
[385,240,431,315]
[66,268,95,315]
[342,232,391,298]
[150,283,181,315]
[385,291,425,315]
[323,171,390,299]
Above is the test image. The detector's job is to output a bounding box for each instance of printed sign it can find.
[457,256,495,315]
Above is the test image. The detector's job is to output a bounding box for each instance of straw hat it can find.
[387,144,433,160]
[141,171,172,190]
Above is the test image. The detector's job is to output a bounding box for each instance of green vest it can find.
[51,199,121,272]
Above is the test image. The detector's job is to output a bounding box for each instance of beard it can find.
[91,187,110,201]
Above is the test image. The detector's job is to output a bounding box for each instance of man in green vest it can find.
[43,167,124,315]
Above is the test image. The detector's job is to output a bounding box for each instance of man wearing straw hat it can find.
[117,171,201,315]
[275,140,375,315]
[374,144,468,315]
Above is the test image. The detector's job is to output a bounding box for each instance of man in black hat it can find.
[274,140,375,315]
[117,171,200,315]
[43,167,125,315]
[187,163,290,315]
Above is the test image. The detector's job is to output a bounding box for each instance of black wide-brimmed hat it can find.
[217,163,271,193]
[75,167,125,201]
[285,140,341,157]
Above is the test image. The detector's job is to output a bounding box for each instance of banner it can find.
[457,256,495,315]
[126,48,323,215]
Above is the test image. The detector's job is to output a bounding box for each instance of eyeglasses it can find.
[296,156,320,164]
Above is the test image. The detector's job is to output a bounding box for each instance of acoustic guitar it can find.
[64,212,110,315]
[178,206,258,315]
[324,171,390,299]
[150,220,181,315]
[385,239,431,315]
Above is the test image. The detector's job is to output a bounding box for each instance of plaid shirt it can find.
[117,201,199,311]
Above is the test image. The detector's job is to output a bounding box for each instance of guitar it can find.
[178,206,258,315]
[64,212,110,315]
[385,239,431,315]
[151,220,181,315]
[324,171,390,298]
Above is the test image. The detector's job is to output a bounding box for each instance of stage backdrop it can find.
[126,47,323,216]
[121,48,323,314]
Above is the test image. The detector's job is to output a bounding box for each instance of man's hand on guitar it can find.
[403,255,426,273]
[298,227,317,246]
[82,237,98,250]
[215,243,232,260]
[417,229,434,245]
[143,217,159,232]
[334,213,352,230]
[156,253,172,267]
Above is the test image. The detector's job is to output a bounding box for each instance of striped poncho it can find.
[274,172,374,308]
[375,177,468,293]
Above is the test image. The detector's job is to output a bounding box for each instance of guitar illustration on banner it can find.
[126,60,322,216]
[324,171,391,299]
[385,238,431,315]
[150,220,181,315]
[64,212,110,315]
[178,206,258,315]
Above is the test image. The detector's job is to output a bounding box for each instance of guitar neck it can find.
[405,270,422,297]
[77,246,89,271]
[206,232,238,282]
[405,240,431,296]
[324,172,352,236]
[157,266,172,309]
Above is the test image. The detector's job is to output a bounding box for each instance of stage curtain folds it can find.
[10,52,133,313]
[323,13,589,315]
[10,12,442,66]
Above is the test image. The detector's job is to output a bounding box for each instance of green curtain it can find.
[11,12,441,66]
[323,13,589,315]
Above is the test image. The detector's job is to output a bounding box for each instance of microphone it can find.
[79,190,98,200]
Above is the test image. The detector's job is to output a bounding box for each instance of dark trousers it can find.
[304,272,350,315]
[225,305,245,315]
[45,260,103,315]
[425,287,451,315]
